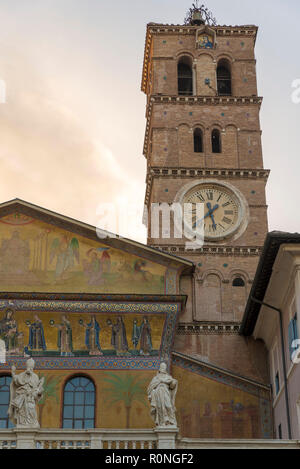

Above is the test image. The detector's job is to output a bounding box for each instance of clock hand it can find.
[209,212,217,230]
[206,202,218,230]
[192,211,211,229]
[192,203,219,229]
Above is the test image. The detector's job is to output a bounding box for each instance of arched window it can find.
[232,276,247,321]
[217,60,232,96]
[178,57,193,96]
[194,128,203,153]
[232,277,245,287]
[62,376,95,429]
[212,129,221,153]
[0,376,13,429]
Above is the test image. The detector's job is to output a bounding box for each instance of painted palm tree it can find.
[103,373,148,428]
[38,374,61,427]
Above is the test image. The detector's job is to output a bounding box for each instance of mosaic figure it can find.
[27,315,46,351]
[0,309,22,354]
[0,231,30,274]
[80,315,103,355]
[108,316,128,355]
[82,248,110,286]
[50,236,79,280]
[132,316,152,355]
[197,34,213,49]
[52,315,73,356]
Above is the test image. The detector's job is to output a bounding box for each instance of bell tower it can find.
[141,5,269,324]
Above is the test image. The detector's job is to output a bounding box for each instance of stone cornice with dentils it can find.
[149,245,263,257]
[144,168,270,206]
[143,95,263,157]
[141,24,258,93]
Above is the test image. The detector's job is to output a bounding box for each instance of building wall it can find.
[268,268,300,439]
[172,361,272,439]
[174,334,269,385]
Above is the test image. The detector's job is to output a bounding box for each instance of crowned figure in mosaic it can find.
[8,358,44,428]
[147,362,178,427]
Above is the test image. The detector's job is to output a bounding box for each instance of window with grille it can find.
[178,58,193,96]
[217,60,232,96]
[62,376,95,429]
[288,313,299,361]
[0,376,13,429]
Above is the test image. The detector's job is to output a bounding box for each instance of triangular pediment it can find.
[0,199,192,295]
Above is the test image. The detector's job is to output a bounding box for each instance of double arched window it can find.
[62,376,95,429]
[0,376,13,429]
[217,59,232,96]
[178,57,193,96]
[194,128,203,153]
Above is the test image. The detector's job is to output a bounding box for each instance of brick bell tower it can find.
[141,5,269,327]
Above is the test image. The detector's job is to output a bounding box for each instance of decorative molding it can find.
[177,322,241,335]
[149,245,263,257]
[172,352,270,399]
[0,299,179,314]
[145,168,270,206]
[0,357,161,371]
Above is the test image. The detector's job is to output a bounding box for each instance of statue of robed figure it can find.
[147,362,178,428]
[8,359,44,428]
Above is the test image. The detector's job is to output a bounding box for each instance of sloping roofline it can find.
[0,198,194,272]
[240,231,300,336]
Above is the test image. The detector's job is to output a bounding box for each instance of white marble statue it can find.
[8,358,44,428]
[147,362,178,427]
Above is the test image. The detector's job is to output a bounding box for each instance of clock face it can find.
[183,184,242,240]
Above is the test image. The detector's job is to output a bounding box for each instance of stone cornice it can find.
[143,95,263,156]
[144,167,270,206]
[141,24,258,93]
[148,245,263,257]
[177,322,241,335]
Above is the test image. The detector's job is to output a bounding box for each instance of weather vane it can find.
[184,2,217,26]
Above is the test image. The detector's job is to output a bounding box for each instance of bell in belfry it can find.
[191,9,205,25]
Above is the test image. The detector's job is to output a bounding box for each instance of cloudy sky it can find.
[0,0,299,242]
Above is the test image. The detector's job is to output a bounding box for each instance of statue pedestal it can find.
[154,426,179,449]
[15,429,39,449]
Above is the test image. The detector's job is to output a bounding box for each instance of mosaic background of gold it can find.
[0,215,166,294]
[2,310,166,352]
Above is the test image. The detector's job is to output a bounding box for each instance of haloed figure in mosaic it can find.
[108,316,128,356]
[51,314,73,356]
[148,363,178,427]
[0,309,23,355]
[26,315,46,352]
[8,359,44,428]
[80,315,103,356]
[132,316,152,356]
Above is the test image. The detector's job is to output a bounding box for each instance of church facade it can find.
[0,7,280,445]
